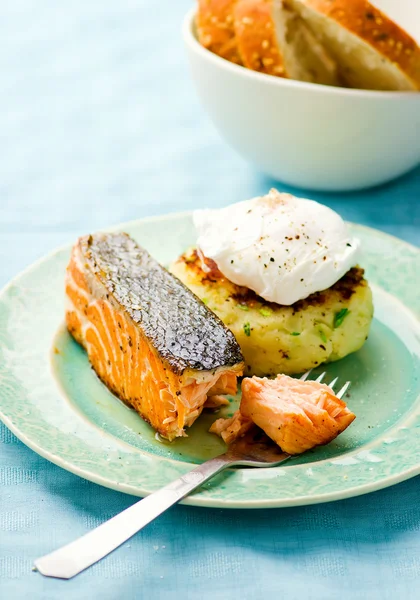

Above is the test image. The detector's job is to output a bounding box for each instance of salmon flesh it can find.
[211,374,355,453]
[65,232,244,440]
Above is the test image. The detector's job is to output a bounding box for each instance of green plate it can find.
[0,214,419,508]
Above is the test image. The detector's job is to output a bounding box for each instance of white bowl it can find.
[183,8,420,192]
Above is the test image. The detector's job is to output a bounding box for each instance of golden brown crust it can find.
[196,0,243,64]
[233,0,287,76]
[297,0,420,89]
[176,249,367,311]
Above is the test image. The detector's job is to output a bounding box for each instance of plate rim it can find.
[0,213,419,509]
[1,405,419,509]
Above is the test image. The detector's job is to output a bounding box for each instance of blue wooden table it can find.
[0,2,419,599]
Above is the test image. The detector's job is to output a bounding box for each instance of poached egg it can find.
[194,189,359,306]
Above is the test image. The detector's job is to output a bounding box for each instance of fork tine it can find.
[336,381,351,399]
[300,369,312,381]
[315,372,326,383]
[328,376,338,391]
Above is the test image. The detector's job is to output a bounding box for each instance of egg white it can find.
[194,189,359,306]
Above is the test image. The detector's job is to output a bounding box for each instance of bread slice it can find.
[288,0,420,90]
[196,1,242,64]
[233,0,341,85]
[272,0,341,85]
[233,0,287,76]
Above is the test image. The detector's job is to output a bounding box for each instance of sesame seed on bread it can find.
[234,0,286,76]
[196,0,243,64]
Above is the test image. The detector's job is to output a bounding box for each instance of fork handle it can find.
[34,455,232,580]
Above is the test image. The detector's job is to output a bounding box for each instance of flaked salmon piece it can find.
[239,375,356,454]
[65,232,244,441]
[210,411,254,444]
[204,395,231,409]
[206,372,238,397]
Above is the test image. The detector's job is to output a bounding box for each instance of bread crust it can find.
[234,0,287,76]
[295,0,420,89]
[196,0,243,64]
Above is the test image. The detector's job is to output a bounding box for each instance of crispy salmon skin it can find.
[65,232,244,440]
[211,374,355,453]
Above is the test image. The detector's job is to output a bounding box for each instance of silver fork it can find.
[34,370,350,580]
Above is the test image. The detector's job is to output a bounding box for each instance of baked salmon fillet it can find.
[211,374,355,453]
[65,232,244,441]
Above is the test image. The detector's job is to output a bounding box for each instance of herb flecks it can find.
[334,308,350,328]
[319,329,328,343]
[243,322,251,337]
[290,332,300,336]
[237,304,249,311]
[259,307,272,317]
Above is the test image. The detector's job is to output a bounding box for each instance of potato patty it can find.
[170,249,374,377]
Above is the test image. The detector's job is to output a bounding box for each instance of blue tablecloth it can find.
[1,2,419,599]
